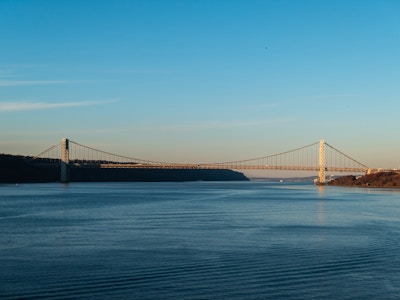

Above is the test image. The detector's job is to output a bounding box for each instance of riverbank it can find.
[0,154,248,183]
[328,171,400,188]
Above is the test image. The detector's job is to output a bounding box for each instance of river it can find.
[1,181,399,299]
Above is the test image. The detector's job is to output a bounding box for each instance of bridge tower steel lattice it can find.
[61,138,70,183]
[319,139,326,184]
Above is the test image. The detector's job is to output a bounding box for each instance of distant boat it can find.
[280,179,284,183]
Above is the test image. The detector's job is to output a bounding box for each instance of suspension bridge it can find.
[30,138,370,184]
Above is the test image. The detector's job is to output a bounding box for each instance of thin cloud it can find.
[0,99,117,112]
[0,71,14,78]
[105,68,178,74]
[0,79,82,87]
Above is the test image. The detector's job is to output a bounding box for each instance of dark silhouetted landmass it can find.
[0,154,248,183]
[328,171,400,188]
[0,154,59,183]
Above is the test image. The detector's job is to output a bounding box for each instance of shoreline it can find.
[0,153,248,183]
[328,171,400,189]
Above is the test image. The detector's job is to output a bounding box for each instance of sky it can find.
[1,0,400,169]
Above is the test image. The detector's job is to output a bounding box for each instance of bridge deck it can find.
[30,162,367,173]
[97,163,366,173]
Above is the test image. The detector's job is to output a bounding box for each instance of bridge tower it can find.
[319,139,326,184]
[61,138,70,183]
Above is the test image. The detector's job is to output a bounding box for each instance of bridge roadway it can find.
[30,162,368,173]
[97,163,368,173]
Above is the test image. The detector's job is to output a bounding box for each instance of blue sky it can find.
[1,0,399,168]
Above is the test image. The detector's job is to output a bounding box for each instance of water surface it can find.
[1,182,400,299]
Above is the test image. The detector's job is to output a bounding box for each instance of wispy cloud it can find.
[0,69,16,78]
[0,99,117,112]
[106,69,177,74]
[0,79,82,87]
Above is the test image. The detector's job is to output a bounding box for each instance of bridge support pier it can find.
[61,138,70,183]
[319,140,326,184]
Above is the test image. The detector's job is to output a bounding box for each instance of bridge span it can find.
[97,163,366,173]
[32,138,370,184]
